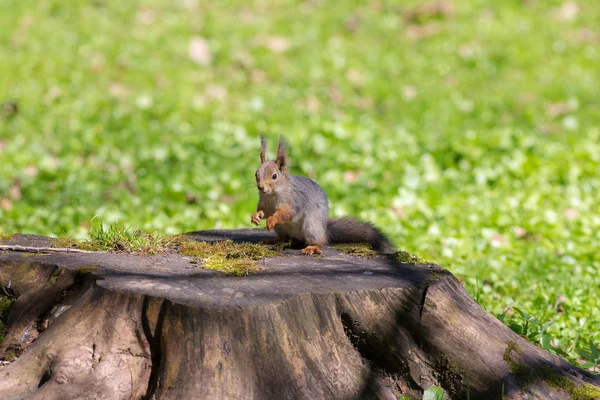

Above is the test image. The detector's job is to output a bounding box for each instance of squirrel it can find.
[251,136,395,255]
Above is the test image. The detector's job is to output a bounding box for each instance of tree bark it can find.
[0,231,598,400]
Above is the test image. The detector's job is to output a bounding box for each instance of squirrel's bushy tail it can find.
[326,217,396,254]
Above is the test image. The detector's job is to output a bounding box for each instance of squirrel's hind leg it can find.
[300,213,327,256]
[301,245,322,255]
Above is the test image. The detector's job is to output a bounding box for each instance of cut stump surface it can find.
[0,230,598,400]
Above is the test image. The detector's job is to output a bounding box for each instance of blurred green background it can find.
[0,0,599,368]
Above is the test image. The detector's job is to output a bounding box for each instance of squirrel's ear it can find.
[276,136,288,173]
[260,135,267,164]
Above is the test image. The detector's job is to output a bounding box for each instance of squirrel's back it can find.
[289,175,328,215]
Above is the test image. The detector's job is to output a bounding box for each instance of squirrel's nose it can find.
[257,184,265,191]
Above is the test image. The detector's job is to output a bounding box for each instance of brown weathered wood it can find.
[0,230,598,400]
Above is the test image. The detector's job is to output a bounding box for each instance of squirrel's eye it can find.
[272,173,277,180]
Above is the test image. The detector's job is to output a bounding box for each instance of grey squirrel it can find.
[251,136,395,255]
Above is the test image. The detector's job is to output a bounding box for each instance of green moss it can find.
[535,366,600,400]
[270,240,292,251]
[177,239,278,259]
[437,353,459,371]
[0,232,13,243]
[52,237,77,248]
[393,250,431,265]
[75,265,99,274]
[0,296,15,317]
[425,270,442,286]
[52,237,102,251]
[48,233,285,267]
[0,296,15,344]
[178,239,278,276]
[435,353,466,396]
[203,257,260,276]
[503,340,537,389]
[19,253,38,258]
[334,243,377,257]
[503,341,526,374]
[49,269,60,283]
[503,341,600,399]
[160,234,192,249]
[571,384,600,400]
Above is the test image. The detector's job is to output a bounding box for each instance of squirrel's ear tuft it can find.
[276,136,288,173]
[260,135,267,164]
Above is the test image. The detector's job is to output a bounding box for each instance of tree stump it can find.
[0,230,598,400]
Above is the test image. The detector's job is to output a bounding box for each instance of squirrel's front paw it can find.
[251,211,264,225]
[266,216,277,231]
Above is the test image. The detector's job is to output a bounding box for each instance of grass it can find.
[87,219,164,253]
[50,220,164,253]
[0,0,599,368]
